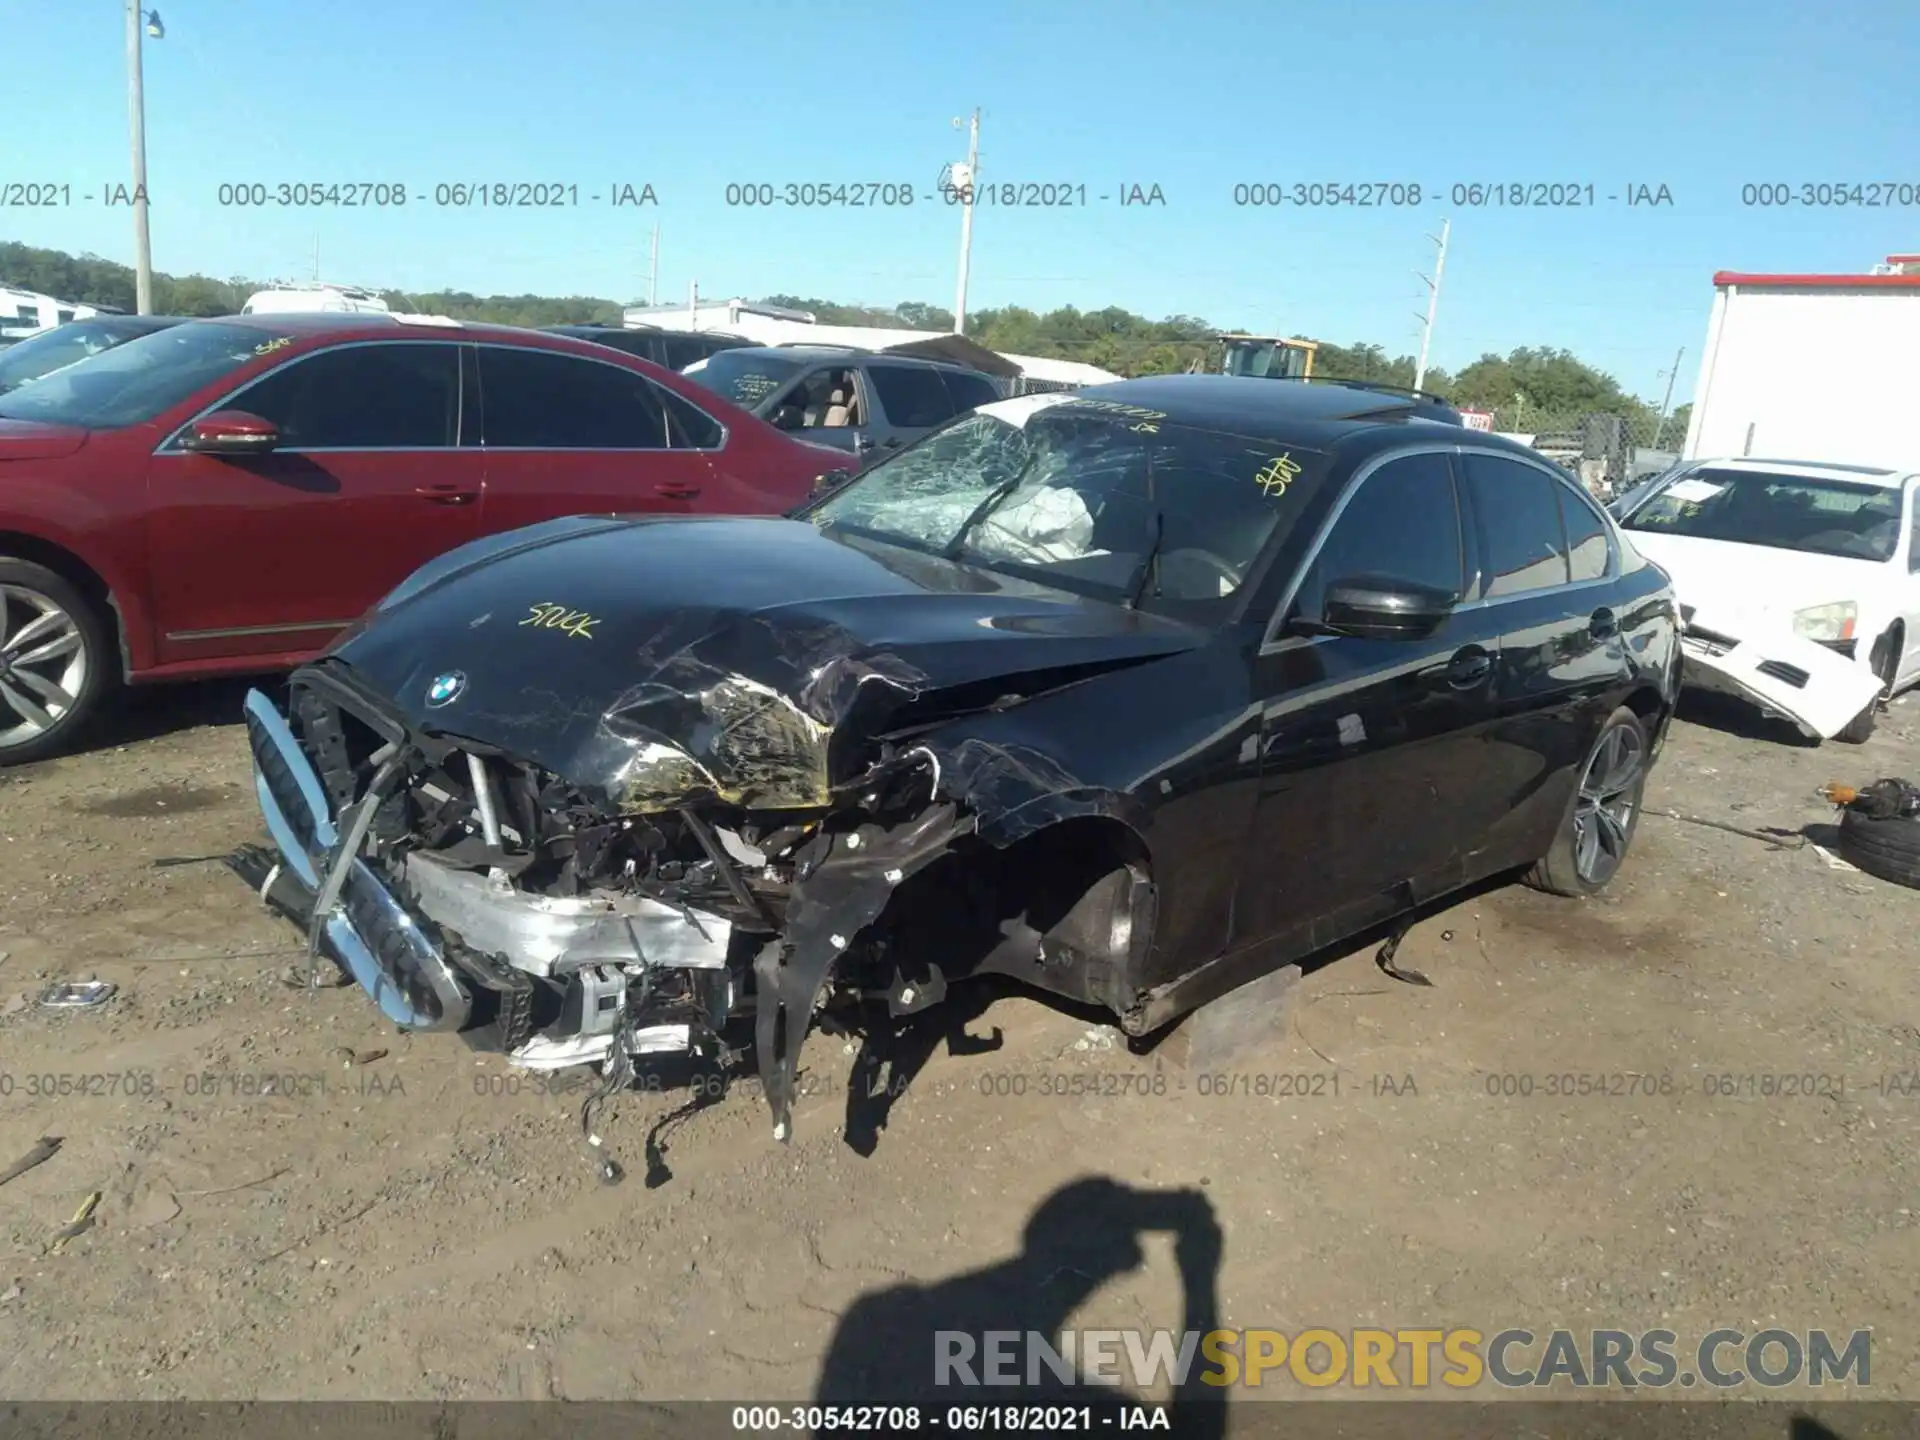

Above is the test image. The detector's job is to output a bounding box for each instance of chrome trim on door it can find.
[165,619,356,642]
[1259,442,1626,655]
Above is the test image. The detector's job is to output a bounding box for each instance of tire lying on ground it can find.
[1834,800,1920,889]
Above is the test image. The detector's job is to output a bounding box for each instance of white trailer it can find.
[1684,259,1920,470]
[0,286,101,343]
[240,282,390,316]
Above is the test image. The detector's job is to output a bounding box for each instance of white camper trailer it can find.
[0,287,101,345]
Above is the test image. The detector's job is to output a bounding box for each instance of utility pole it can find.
[1412,217,1450,393]
[952,108,981,335]
[125,1,157,314]
[648,224,660,306]
[1653,345,1684,446]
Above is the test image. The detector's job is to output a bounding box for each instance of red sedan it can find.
[0,313,847,762]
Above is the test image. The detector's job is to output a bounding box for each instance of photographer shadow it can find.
[814,1175,1227,1439]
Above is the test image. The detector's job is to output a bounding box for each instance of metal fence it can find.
[1464,406,1687,498]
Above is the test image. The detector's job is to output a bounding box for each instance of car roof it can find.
[73,314,187,328]
[721,344,974,371]
[1687,457,1913,486]
[184,312,658,351]
[1073,374,1473,447]
[545,322,660,335]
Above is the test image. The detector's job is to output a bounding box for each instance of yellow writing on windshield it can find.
[1254,453,1303,498]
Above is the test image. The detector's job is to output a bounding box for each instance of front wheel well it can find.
[873,814,1155,1013]
[1872,622,1904,680]
[0,532,124,675]
[1622,683,1668,729]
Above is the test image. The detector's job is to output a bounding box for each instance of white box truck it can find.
[1684,257,1920,469]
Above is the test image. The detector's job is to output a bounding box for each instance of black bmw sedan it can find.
[237,375,1682,1148]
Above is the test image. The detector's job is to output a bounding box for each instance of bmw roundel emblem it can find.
[425,671,467,708]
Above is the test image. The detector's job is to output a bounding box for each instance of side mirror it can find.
[1302,575,1457,641]
[180,409,279,455]
[852,433,875,453]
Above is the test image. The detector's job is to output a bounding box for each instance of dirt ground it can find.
[0,677,1916,1406]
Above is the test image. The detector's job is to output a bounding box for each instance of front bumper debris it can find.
[240,684,739,1075]
[1678,607,1883,740]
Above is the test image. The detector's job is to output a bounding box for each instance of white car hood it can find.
[1621,530,1884,739]
[1621,530,1878,619]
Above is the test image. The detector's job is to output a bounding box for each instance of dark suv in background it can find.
[685,344,1005,463]
[542,323,754,372]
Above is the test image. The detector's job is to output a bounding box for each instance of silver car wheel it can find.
[1572,721,1644,885]
[0,583,90,750]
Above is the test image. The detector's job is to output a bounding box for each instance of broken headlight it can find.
[1791,601,1858,644]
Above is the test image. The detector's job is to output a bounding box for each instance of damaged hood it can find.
[328,515,1205,809]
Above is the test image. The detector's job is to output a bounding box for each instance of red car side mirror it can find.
[180,409,280,455]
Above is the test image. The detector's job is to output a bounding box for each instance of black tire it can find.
[1834,631,1898,744]
[0,557,116,766]
[1834,805,1920,888]
[1527,706,1650,897]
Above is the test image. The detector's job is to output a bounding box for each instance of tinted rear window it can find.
[940,368,1002,412]
[1461,453,1572,597]
[866,363,957,427]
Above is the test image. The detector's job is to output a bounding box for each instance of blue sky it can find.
[6,0,1917,404]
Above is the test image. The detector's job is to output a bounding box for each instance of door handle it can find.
[414,484,478,505]
[1445,646,1493,688]
[655,482,703,500]
[1591,606,1618,638]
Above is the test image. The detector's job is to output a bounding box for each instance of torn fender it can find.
[1680,611,1881,739]
[754,801,974,1140]
[917,734,1151,847]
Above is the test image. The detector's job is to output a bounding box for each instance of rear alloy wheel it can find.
[0,560,112,765]
[1834,631,1897,745]
[1527,706,1649,897]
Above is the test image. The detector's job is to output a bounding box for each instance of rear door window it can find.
[865,363,956,427]
[1460,453,1572,598]
[478,347,669,448]
[939,369,1002,413]
[1558,483,1612,583]
[661,334,711,370]
[657,384,723,448]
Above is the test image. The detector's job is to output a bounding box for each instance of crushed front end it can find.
[237,658,978,1150]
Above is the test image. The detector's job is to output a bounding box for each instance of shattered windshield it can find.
[1623,468,1905,562]
[808,395,1326,608]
